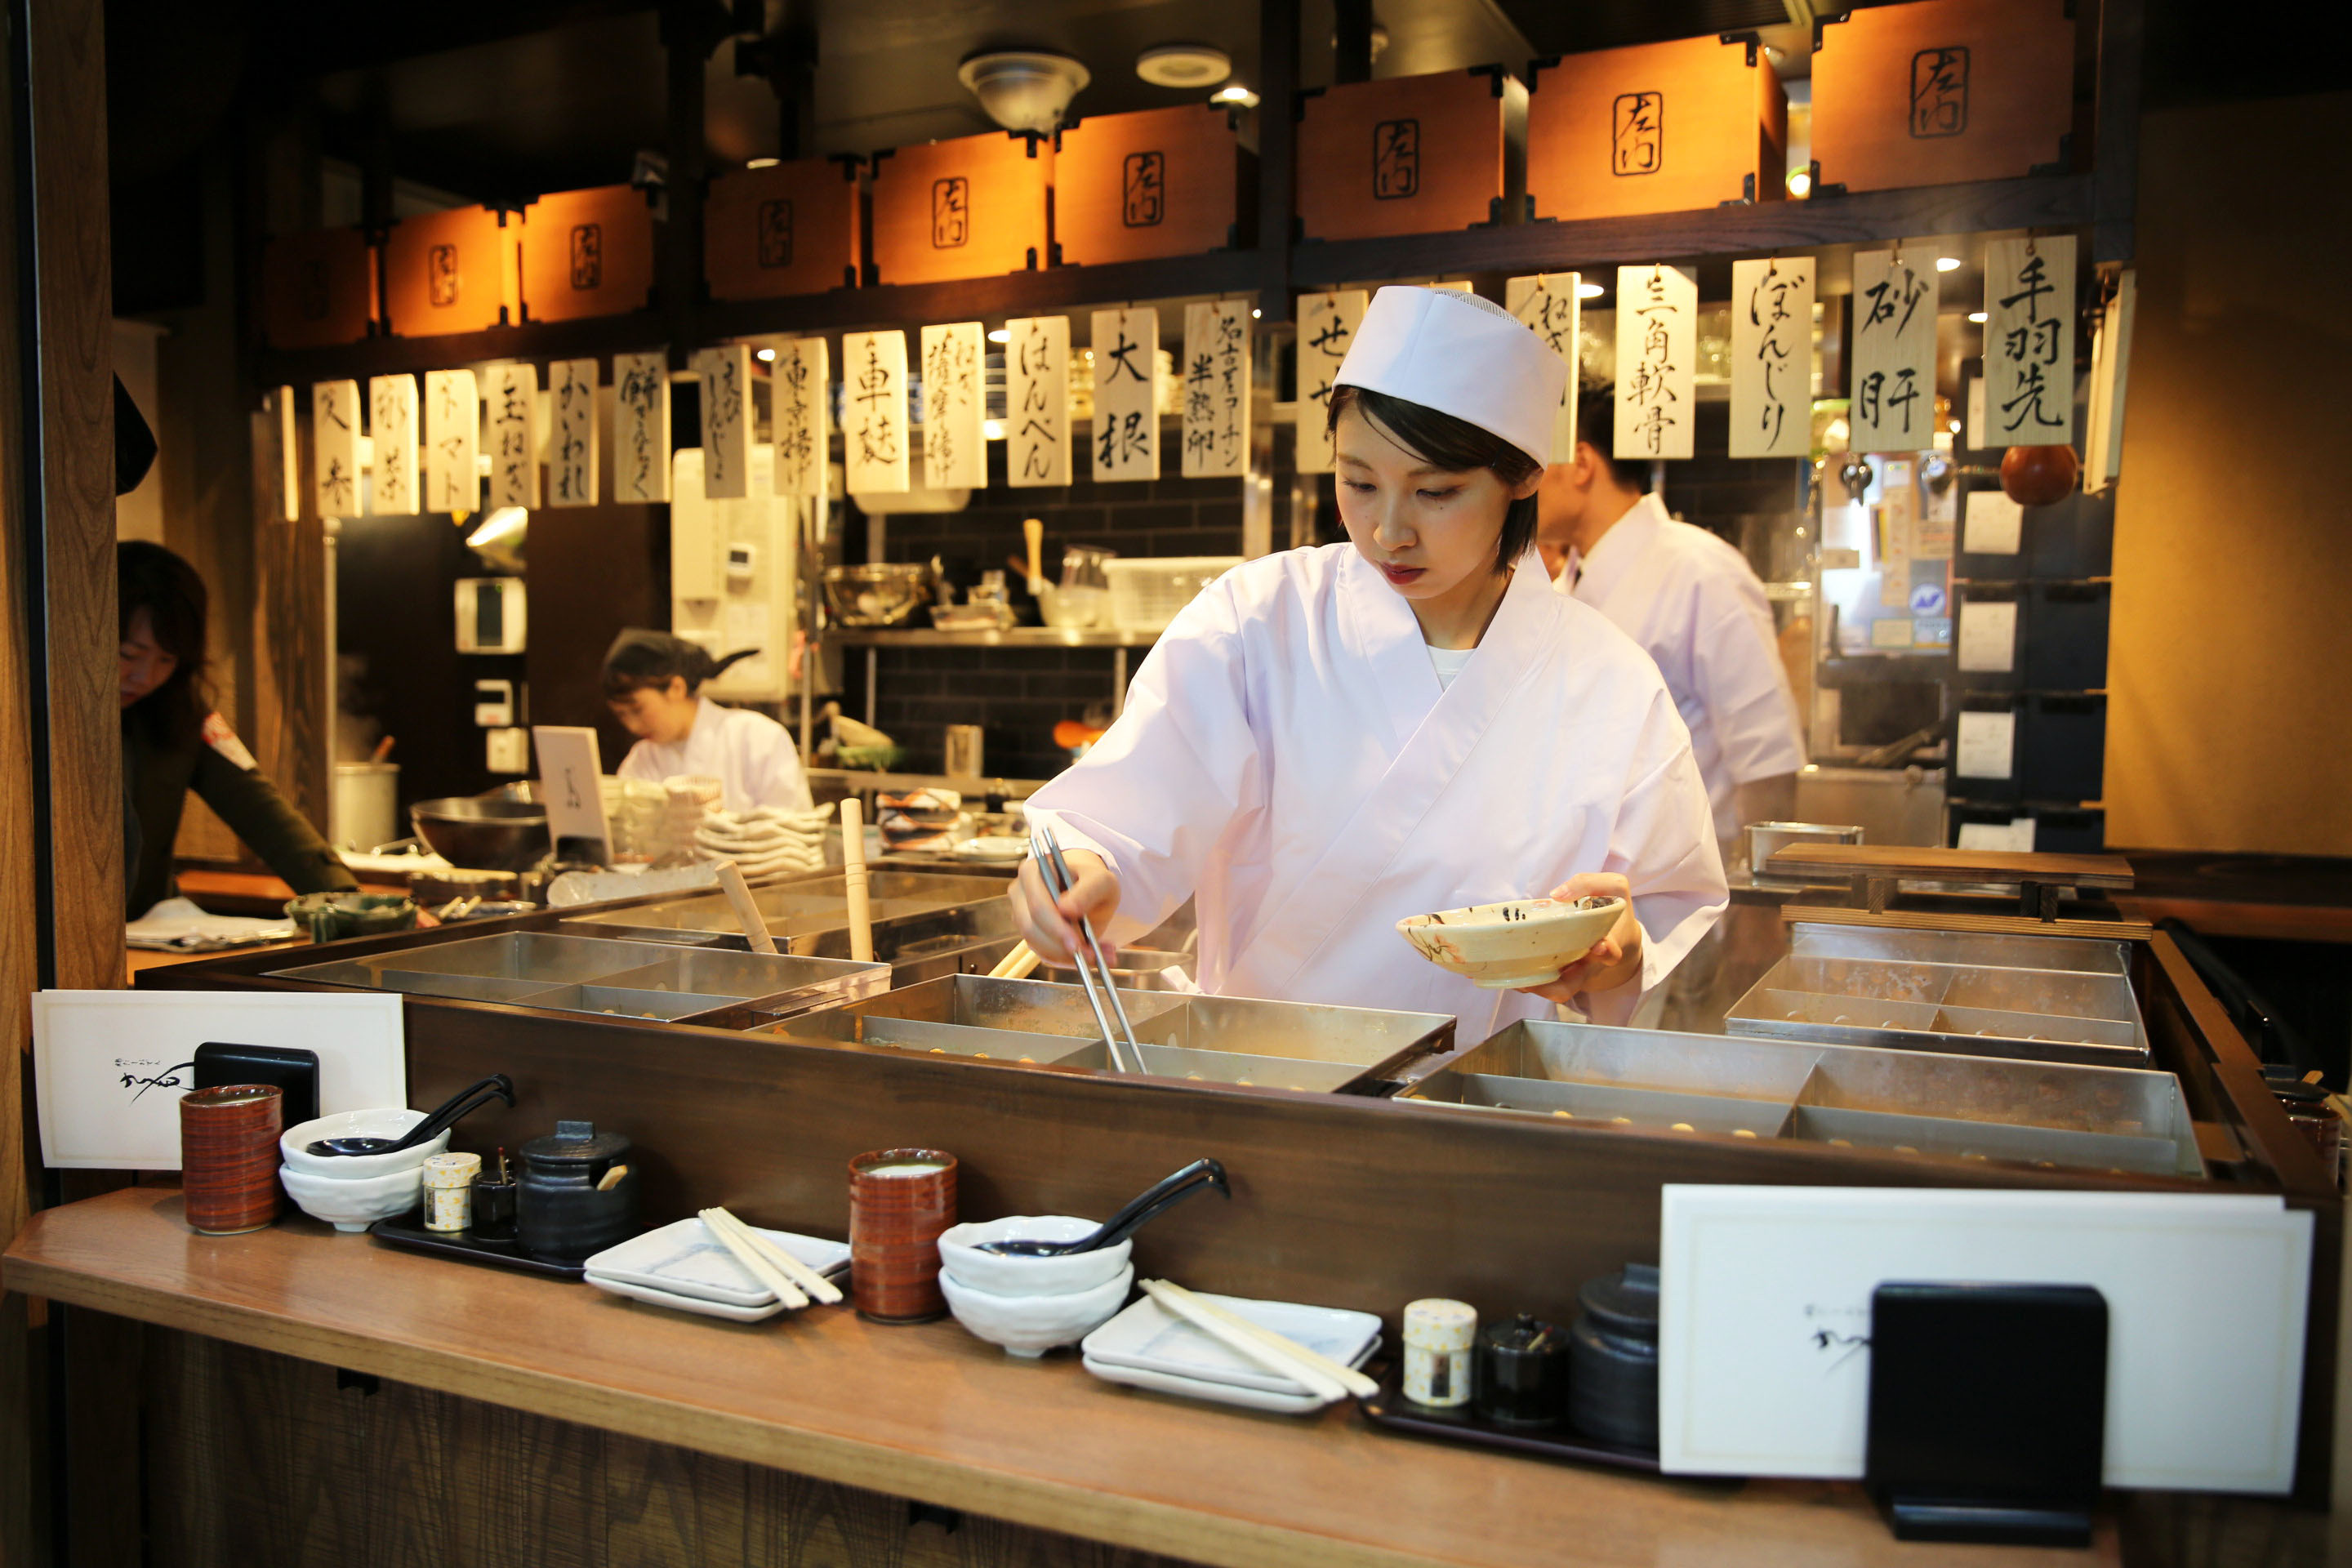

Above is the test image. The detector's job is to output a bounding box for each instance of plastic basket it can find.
[1104,556,1242,634]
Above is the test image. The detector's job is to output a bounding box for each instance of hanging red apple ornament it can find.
[2000,443,2079,507]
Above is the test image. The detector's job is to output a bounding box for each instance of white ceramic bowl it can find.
[940,1264,1134,1357]
[278,1108,451,1178]
[937,1216,1132,1297]
[279,1163,425,1233]
[1394,896,1627,990]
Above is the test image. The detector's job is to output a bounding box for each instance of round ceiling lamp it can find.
[957,51,1093,133]
[1136,44,1231,89]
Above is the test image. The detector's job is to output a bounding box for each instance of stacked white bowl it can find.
[278,1108,452,1233]
[935,1216,1135,1358]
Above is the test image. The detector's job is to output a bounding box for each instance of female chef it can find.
[1010,287,1726,1031]
[602,629,814,813]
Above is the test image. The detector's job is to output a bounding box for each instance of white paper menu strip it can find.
[771,336,829,499]
[1954,707,2016,778]
[1614,264,1695,461]
[1006,315,1072,488]
[1847,249,1939,454]
[1504,274,1581,466]
[1294,290,1367,474]
[1728,257,1814,460]
[1090,306,1160,483]
[842,329,910,495]
[696,342,754,501]
[368,374,420,515]
[1956,598,2019,674]
[613,350,671,503]
[312,380,360,518]
[484,363,540,509]
[920,321,987,492]
[1181,301,1252,480]
[548,358,599,507]
[421,370,479,514]
[1984,234,2078,449]
[1963,488,2024,555]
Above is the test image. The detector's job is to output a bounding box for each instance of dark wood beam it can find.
[2091,0,2143,264]
[1254,0,1300,322]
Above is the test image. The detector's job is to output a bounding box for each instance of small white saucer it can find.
[586,1271,794,1322]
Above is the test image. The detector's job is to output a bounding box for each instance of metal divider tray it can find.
[1396,1020,2202,1178]
[271,933,889,1026]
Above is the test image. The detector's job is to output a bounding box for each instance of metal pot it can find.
[824,564,932,627]
[410,795,550,872]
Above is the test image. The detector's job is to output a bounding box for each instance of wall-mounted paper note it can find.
[1955,708,2017,778]
[1966,374,1987,448]
[1963,488,2024,555]
[1984,234,2078,448]
[531,725,611,862]
[1615,264,1695,461]
[1728,257,1812,460]
[1294,290,1367,474]
[1956,598,2019,674]
[421,370,479,514]
[1848,249,1939,454]
[613,350,671,503]
[920,321,987,491]
[1090,307,1160,483]
[842,330,910,495]
[485,363,541,509]
[548,358,599,507]
[1958,817,2038,852]
[368,374,420,515]
[1505,273,1581,464]
[1181,300,1252,479]
[695,343,754,500]
[771,337,829,499]
[1006,315,1072,488]
[1869,617,1915,648]
[1878,457,1917,608]
[312,380,360,518]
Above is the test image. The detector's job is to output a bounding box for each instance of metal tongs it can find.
[1029,821,1143,1075]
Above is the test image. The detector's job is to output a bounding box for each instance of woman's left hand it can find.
[1518,872,1644,1004]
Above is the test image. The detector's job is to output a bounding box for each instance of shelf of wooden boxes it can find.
[260,227,376,350]
[705,155,863,301]
[867,131,1053,287]
[518,185,657,323]
[381,204,517,336]
[1294,66,1526,242]
[1526,36,1787,219]
[1053,104,1249,267]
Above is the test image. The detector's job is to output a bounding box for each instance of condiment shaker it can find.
[1401,1298,1477,1408]
[422,1152,482,1232]
[1475,1313,1569,1428]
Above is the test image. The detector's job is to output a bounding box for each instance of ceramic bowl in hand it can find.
[279,1163,426,1233]
[940,1264,1135,1357]
[1395,896,1627,990]
[938,1216,1133,1296]
[278,1108,452,1179]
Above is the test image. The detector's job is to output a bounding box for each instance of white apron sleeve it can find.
[616,741,662,786]
[1581,688,1729,1026]
[741,716,816,812]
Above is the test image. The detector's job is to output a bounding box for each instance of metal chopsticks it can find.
[1028,822,1143,1075]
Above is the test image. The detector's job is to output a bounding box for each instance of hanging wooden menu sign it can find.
[1505,274,1581,465]
[842,330,910,495]
[1614,265,1695,461]
[1090,307,1160,483]
[1984,235,2077,448]
[486,363,541,509]
[1730,256,1815,460]
[368,374,420,514]
[1181,300,1251,479]
[548,359,599,507]
[612,351,671,503]
[1849,249,1939,453]
[920,322,986,492]
[1006,315,1071,488]
[312,380,360,518]
[772,337,829,499]
[423,370,480,514]
[1294,289,1367,474]
[693,344,754,501]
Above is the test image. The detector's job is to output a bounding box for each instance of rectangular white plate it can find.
[582,1217,849,1307]
[586,1271,794,1323]
[1080,1291,1382,1396]
[1082,1352,1373,1415]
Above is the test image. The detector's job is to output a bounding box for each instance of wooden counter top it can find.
[7,1188,2115,1568]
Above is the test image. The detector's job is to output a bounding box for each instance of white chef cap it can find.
[1333,286,1567,469]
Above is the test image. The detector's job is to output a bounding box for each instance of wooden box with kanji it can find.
[1526,37,1787,219]
[1294,67,1526,242]
[1811,0,2076,193]
[1054,105,1247,266]
[382,205,515,336]
[260,227,376,349]
[868,131,1051,286]
[706,157,862,300]
[519,185,657,322]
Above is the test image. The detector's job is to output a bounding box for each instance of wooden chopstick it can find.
[696,1207,808,1309]
[703,1205,844,1306]
[1138,1279,1354,1404]
[1145,1277,1379,1400]
[710,859,780,955]
[840,799,874,962]
[987,941,1040,980]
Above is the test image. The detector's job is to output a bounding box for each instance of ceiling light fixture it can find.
[958,51,1092,133]
[987,327,1010,344]
[1787,167,1813,198]
[1137,44,1231,89]
[746,157,781,171]
[1250,308,1261,318]
[756,347,776,361]
[1576,281,1604,300]
[1935,256,1962,272]
[1967,311,1989,323]
[1212,83,1260,109]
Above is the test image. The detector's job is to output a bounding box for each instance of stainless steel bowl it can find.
[824,564,931,627]
[410,796,550,872]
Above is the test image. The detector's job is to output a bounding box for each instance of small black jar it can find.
[1474,1313,1569,1428]
[514,1120,639,1259]
[1567,1263,1659,1450]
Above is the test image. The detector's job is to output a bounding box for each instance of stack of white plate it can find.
[1080,1292,1382,1414]
[584,1217,849,1322]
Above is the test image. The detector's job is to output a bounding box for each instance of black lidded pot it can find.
[1568,1262,1659,1450]
[1474,1313,1569,1428]
[515,1120,639,1259]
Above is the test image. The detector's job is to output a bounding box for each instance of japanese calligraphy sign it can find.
[1505,274,1581,465]
[1984,235,2076,448]
[1005,315,1071,488]
[422,370,479,514]
[548,358,599,507]
[1848,249,1939,453]
[695,343,753,500]
[842,329,910,495]
[1613,265,1695,461]
[1730,257,1815,460]
[486,363,541,509]
[1090,307,1160,483]
[1294,289,1367,474]
[612,351,671,503]
[771,337,828,499]
[1181,301,1252,479]
[368,374,419,514]
[312,380,360,518]
[920,321,986,492]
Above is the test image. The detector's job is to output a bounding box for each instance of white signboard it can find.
[422,370,479,514]
[920,322,987,492]
[1294,290,1367,474]
[1505,273,1581,465]
[613,350,671,503]
[1729,257,1814,459]
[771,337,829,499]
[842,329,910,496]
[485,363,540,509]
[1181,300,1253,479]
[1090,307,1160,483]
[1849,249,1939,453]
[312,380,360,518]
[548,358,599,507]
[531,725,612,862]
[1614,265,1695,461]
[1984,234,2078,448]
[696,343,753,501]
[368,373,419,514]
[1006,315,1071,488]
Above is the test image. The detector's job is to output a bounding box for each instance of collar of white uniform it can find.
[1563,491,1669,604]
[684,695,722,744]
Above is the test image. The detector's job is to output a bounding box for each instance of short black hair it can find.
[118,541,208,742]
[1326,385,1543,574]
[1573,385,1650,493]
[601,628,755,701]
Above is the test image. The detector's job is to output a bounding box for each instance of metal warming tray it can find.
[271,933,889,1026]
[559,871,1018,982]
[1398,1020,2201,1178]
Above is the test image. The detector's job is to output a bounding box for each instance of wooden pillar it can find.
[1254,0,1299,323]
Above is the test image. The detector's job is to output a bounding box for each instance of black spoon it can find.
[978,1158,1230,1256]
[306,1075,515,1157]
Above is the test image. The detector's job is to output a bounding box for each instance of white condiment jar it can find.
[422,1152,483,1233]
[1402,1297,1478,1408]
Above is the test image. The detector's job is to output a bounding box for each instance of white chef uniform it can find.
[616,698,814,814]
[1558,492,1806,843]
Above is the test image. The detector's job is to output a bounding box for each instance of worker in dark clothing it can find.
[119,541,356,916]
